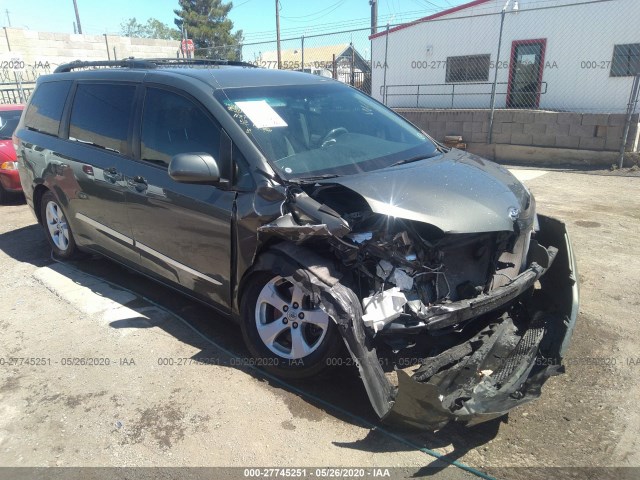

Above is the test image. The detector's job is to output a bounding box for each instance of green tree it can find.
[120,17,181,40]
[144,18,182,40]
[120,17,146,37]
[174,0,244,60]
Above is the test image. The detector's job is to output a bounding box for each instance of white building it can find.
[370,0,640,113]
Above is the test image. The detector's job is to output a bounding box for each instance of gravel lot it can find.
[0,168,638,480]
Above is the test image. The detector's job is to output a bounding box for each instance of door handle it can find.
[129,175,148,192]
[103,167,119,183]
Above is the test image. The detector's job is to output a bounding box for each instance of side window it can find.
[141,88,221,168]
[24,81,72,136]
[69,83,136,154]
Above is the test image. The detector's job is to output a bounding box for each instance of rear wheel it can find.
[240,272,341,379]
[40,191,77,258]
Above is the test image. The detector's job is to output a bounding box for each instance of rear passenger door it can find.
[64,82,140,263]
[121,86,235,309]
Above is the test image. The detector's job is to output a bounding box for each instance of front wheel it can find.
[240,272,341,379]
[40,191,77,258]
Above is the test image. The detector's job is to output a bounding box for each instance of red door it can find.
[507,39,547,109]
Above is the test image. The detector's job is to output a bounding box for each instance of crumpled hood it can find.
[326,149,530,233]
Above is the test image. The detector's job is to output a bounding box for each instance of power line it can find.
[280,0,344,20]
[282,1,347,23]
[241,8,432,41]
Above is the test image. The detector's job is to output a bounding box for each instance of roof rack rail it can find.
[54,57,257,73]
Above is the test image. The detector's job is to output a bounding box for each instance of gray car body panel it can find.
[322,148,530,234]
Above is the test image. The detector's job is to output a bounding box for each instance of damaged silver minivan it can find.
[17,60,578,429]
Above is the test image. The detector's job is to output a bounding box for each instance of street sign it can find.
[181,39,194,54]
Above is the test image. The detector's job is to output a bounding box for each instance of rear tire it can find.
[40,191,77,258]
[240,271,342,379]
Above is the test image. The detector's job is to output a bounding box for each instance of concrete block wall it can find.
[0,27,180,72]
[396,108,640,166]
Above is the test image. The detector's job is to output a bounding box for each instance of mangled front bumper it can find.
[383,215,579,429]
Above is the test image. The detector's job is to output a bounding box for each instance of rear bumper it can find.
[383,215,579,429]
[0,169,23,192]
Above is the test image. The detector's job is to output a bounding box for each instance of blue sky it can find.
[1,0,466,39]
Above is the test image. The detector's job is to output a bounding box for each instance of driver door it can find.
[122,86,235,309]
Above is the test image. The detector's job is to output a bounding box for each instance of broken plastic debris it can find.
[376,259,393,279]
[391,269,414,291]
[362,287,407,332]
[376,260,414,291]
[346,231,373,244]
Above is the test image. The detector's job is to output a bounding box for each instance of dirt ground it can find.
[0,168,639,480]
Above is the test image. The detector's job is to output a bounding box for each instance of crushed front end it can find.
[254,155,579,430]
[383,214,579,429]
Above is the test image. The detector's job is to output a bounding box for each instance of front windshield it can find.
[215,83,439,179]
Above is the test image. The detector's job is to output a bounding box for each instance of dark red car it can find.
[0,104,24,203]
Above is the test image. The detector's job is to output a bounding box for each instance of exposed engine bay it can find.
[251,157,579,430]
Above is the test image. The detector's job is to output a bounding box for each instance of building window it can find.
[611,44,640,77]
[445,54,491,83]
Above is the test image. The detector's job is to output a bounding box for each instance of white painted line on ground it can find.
[32,263,174,332]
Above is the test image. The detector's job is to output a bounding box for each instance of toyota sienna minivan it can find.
[15,58,578,429]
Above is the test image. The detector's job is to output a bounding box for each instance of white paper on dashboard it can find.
[234,100,288,128]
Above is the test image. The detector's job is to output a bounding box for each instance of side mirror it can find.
[169,153,222,185]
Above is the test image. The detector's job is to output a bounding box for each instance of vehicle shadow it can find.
[1,222,499,468]
[0,193,26,206]
[99,250,501,469]
[0,224,52,267]
[334,418,502,474]
[83,254,500,466]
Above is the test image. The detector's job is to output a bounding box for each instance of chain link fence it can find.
[187,0,639,160]
[372,0,639,114]
[193,26,374,95]
[2,0,639,162]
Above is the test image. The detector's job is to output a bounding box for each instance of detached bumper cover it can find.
[383,215,579,429]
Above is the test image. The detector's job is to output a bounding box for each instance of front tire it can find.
[240,272,341,379]
[40,191,77,258]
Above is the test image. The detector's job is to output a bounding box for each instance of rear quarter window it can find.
[23,81,72,136]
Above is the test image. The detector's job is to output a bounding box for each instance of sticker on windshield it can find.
[234,100,288,129]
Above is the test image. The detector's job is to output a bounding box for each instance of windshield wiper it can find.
[387,153,439,168]
[287,173,341,184]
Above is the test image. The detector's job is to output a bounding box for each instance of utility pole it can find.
[487,0,512,144]
[369,0,377,35]
[72,0,82,34]
[275,0,282,69]
[5,9,11,27]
